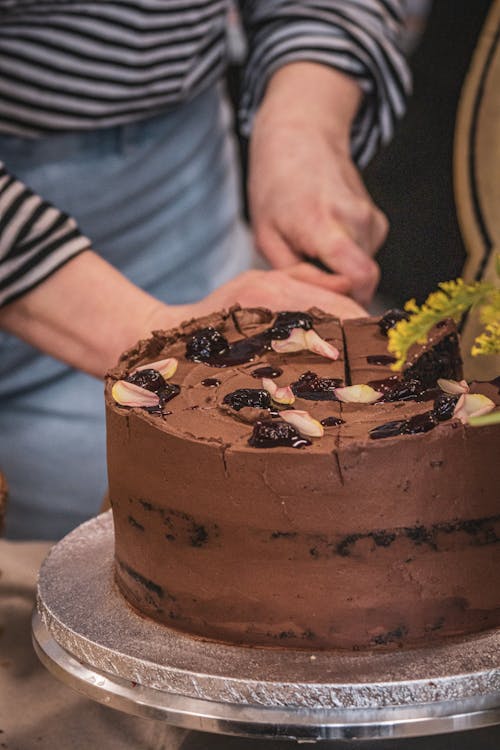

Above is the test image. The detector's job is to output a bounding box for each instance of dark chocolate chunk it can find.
[201,378,221,387]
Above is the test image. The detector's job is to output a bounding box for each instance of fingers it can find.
[253,225,297,269]
[271,272,367,319]
[284,262,352,295]
[255,207,385,306]
[193,268,367,321]
[311,222,381,306]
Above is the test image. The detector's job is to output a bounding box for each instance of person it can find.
[0,1,410,539]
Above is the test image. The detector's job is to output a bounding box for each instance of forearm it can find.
[240,0,411,166]
[255,62,362,152]
[0,251,183,379]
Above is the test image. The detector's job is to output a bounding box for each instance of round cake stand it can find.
[32,512,500,744]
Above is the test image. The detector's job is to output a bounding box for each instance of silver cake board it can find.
[32,512,500,743]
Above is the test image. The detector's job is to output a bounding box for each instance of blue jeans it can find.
[0,85,253,539]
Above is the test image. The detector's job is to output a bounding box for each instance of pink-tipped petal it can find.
[262,377,295,405]
[271,328,308,353]
[112,380,160,407]
[274,385,296,405]
[334,384,382,404]
[134,357,178,379]
[281,410,324,438]
[437,378,469,395]
[262,377,278,397]
[453,393,495,424]
[304,329,340,360]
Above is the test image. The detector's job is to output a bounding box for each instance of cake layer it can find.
[106,308,500,650]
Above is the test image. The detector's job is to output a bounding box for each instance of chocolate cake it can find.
[105,308,500,651]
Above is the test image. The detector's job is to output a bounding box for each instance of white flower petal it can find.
[271,328,307,353]
[262,378,295,405]
[335,384,382,404]
[453,393,495,424]
[304,329,340,360]
[281,409,324,437]
[437,378,469,395]
[112,380,160,407]
[134,357,178,379]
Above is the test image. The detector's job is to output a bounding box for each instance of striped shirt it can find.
[0,0,411,309]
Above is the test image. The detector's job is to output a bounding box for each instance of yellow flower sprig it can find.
[387,265,500,372]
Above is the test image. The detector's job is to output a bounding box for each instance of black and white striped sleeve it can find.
[0,163,91,308]
[238,0,412,167]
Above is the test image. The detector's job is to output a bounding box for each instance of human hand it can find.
[248,63,388,306]
[171,266,366,324]
[0,252,364,380]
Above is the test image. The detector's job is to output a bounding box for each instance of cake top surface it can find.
[106,307,500,454]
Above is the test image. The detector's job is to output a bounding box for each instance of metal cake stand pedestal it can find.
[32,512,500,743]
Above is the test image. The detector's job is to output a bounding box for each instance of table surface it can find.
[2,539,500,750]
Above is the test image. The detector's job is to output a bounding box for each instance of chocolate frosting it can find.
[106,308,500,651]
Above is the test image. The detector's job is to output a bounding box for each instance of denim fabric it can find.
[0,86,253,539]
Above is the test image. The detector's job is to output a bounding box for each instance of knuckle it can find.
[375,210,390,243]
[356,200,374,227]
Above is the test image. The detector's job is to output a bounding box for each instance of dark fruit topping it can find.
[405,411,439,433]
[369,410,438,440]
[156,383,180,406]
[185,312,317,368]
[433,393,459,421]
[291,371,342,401]
[368,376,430,402]
[186,327,229,362]
[366,354,397,366]
[185,326,268,367]
[251,365,283,379]
[369,419,408,440]
[142,382,180,414]
[201,378,221,387]
[378,308,410,336]
[403,333,463,388]
[267,311,314,340]
[126,368,166,394]
[223,388,272,411]
[249,420,311,448]
[320,416,345,427]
